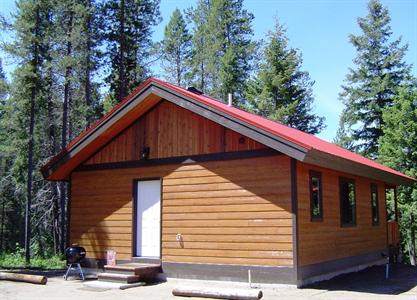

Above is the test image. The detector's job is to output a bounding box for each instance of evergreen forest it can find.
[0,0,416,266]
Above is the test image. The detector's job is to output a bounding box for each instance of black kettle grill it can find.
[63,245,86,280]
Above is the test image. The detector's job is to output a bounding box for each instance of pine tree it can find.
[188,0,211,93]
[33,0,102,254]
[38,4,61,254]
[338,0,411,158]
[160,8,192,87]
[80,0,103,127]
[188,0,255,104]
[379,83,417,264]
[0,59,8,124]
[245,21,325,134]
[1,0,106,256]
[55,0,78,254]
[334,109,354,149]
[0,60,7,103]
[0,59,10,252]
[1,0,55,261]
[210,0,255,103]
[102,0,161,102]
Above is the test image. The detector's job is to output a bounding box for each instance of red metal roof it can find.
[152,78,410,180]
[42,77,414,183]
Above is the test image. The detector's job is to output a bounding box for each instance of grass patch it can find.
[0,252,66,269]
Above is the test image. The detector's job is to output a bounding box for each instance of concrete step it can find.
[97,272,140,284]
[104,263,161,277]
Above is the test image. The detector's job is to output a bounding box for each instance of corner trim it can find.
[291,158,298,282]
[67,174,72,248]
[132,179,138,257]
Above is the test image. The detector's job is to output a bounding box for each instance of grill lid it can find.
[65,245,86,264]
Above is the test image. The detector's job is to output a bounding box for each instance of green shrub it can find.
[0,249,65,269]
[0,251,26,268]
[30,255,66,269]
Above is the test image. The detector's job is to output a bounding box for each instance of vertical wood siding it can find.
[84,101,266,165]
[70,155,293,266]
[297,162,387,266]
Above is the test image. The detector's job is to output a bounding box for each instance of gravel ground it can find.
[1,264,417,300]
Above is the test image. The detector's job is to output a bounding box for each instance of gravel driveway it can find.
[1,264,417,300]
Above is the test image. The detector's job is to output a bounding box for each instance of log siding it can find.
[297,161,387,267]
[70,155,293,266]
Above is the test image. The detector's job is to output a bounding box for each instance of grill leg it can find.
[63,263,73,280]
[63,263,85,280]
[77,263,85,281]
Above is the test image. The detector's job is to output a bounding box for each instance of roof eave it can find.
[304,148,414,186]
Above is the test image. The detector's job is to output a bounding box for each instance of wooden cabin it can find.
[42,78,413,286]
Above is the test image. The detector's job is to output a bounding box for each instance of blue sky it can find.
[1,0,416,141]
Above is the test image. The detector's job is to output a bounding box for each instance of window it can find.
[310,171,323,221]
[340,177,356,226]
[371,184,379,225]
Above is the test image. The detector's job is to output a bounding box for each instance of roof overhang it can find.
[41,79,415,186]
[304,149,413,186]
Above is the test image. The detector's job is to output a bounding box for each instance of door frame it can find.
[132,177,163,259]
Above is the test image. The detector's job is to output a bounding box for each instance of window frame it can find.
[309,170,323,222]
[371,183,379,226]
[339,177,357,227]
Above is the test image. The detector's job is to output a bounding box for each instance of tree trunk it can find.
[200,59,205,92]
[35,226,44,257]
[25,62,36,264]
[60,10,73,254]
[68,88,73,141]
[172,286,263,300]
[118,0,126,102]
[176,50,181,86]
[25,6,41,264]
[409,214,416,266]
[0,272,47,285]
[84,0,93,126]
[46,64,60,254]
[0,200,4,251]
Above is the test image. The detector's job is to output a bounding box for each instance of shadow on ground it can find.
[305,264,417,295]
[0,268,98,281]
[0,268,66,277]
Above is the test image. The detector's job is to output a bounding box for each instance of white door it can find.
[136,180,161,257]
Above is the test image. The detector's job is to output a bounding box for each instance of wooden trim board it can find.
[76,149,281,172]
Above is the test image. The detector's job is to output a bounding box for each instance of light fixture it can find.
[142,147,150,159]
